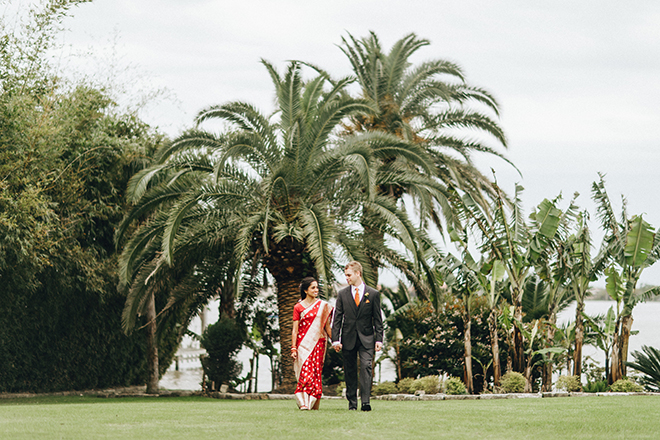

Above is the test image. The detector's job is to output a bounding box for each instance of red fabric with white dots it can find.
[293,300,332,399]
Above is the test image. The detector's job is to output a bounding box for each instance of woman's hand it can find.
[291,348,298,359]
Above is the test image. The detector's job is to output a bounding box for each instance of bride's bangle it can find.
[291,347,297,351]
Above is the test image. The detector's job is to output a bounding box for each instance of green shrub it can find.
[556,375,583,392]
[372,381,398,396]
[335,381,346,396]
[200,316,244,389]
[444,377,467,395]
[501,372,526,393]
[610,379,644,393]
[627,345,660,392]
[410,375,440,394]
[583,380,609,393]
[397,377,415,394]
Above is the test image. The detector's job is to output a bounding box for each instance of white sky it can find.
[53,0,660,287]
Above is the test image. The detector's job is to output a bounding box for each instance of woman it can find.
[291,277,333,410]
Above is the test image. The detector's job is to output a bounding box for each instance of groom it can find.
[332,261,383,411]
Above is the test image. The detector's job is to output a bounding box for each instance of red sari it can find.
[293,299,332,408]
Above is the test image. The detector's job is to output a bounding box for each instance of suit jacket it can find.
[331,284,384,351]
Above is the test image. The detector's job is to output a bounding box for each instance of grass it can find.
[1,395,659,439]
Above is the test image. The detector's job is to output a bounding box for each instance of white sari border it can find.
[294,299,332,380]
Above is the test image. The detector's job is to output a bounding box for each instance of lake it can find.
[161,300,660,391]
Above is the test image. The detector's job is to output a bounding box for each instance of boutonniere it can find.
[365,292,370,303]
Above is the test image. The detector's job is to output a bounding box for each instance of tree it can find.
[438,253,482,393]
[444,219,507,389]
[1,0,178,393]
[337,32,512,287]
[531,195,579,389]
[457,183,562,373]
[591,174,660,383]
[116,60,431,390]
[583,306,617,380]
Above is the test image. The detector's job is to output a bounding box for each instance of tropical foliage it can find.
[337,32,511,287]
[0,0,178,392]
[626,345,660,391]
[115,58,436,390]
[5,3,660,397]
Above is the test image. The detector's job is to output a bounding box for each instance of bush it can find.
[397,377,415,394]
[388,298,507,394]
[372,381,398,396]
[583,380,609,393]
[610,379,644,393]
[410,375,440,394]
[444,377,467,395]
[200,316,244,389]
[501,372,526,393]
[627,345,660,392]
[335,381,346,396]
[556,375,583,392]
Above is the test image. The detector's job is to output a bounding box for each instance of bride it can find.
[290,277,333,410]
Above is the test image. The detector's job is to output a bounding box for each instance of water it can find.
[556,300,660,371]
[160,338,397,392]
[161,300,660,391]
[161,297,397,392]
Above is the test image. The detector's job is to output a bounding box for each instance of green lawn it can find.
[0,395,659,439]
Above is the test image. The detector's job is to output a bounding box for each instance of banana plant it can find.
[591,174,660,382]
[456,183,563,373]
[530,193,580,390]
[447,219,507,386]
[583,306,617,380]
[438,252,482,393]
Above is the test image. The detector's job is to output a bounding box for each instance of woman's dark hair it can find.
[299,277,318,300]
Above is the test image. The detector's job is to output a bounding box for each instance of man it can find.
[331,261,383,411]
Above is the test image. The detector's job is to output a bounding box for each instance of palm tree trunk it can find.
[254,353,259,393]
[572,300,585,378]
[362,221,383,287]
[145,291,159,394]
[488,308,501,387]
[218,281,236,319]
[542,314,557,392]
[275,277,300,392]
[524,357,533,393]
[604,351,610,382]
[463,316,473,394]
[609,317,622,384]
[620,315,634,377]
[512,285,525,372]
[512,310,524,372]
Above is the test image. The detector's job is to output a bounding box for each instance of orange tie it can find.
[354,287,360,307]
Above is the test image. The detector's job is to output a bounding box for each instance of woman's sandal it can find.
[299,406,308,410]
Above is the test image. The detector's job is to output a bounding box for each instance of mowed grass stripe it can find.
[0,395,659,439]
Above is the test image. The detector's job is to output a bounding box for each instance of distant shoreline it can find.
[588,286,660,302]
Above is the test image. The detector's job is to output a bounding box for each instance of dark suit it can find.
[331,284,383,408]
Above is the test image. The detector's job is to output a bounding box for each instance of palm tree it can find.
[626,345,660,391]
[337,32,513,284]
[116,60,432,390]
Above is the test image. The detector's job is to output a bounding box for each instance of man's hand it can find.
[375,342,383,352]
[333,343,342,353]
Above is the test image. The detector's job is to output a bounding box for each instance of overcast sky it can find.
[54,0,660,286]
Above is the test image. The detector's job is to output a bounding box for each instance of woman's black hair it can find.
[299,277,318,300]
